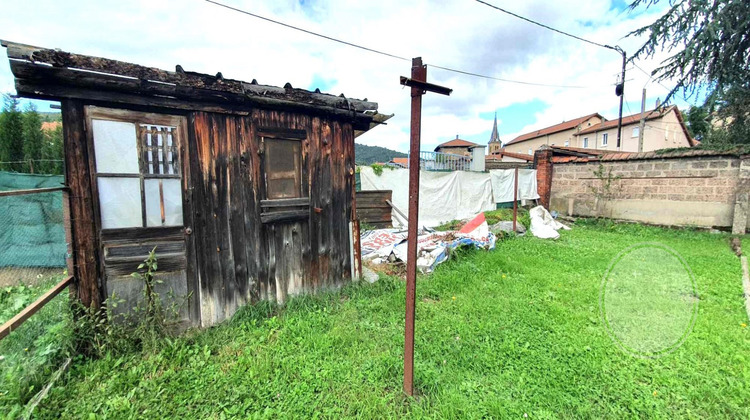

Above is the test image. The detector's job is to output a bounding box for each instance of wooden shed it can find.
[2,40,389,327]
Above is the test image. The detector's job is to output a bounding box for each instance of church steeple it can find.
[488,112,501,154]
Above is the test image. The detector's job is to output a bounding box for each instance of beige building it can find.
[574,106,695,151]
[503,113,604,155]
[505,106,695,155]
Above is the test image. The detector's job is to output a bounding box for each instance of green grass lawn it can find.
[25,221,750,418]
[0,273,73,416]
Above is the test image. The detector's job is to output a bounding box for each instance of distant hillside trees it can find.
[354,143,406,165]
[0,95,63,174]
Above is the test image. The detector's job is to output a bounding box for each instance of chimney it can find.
[456,134,459,139]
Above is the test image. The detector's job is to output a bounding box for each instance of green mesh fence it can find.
[0,171,67,287]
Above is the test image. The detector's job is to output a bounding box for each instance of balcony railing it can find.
[407,151,473,171]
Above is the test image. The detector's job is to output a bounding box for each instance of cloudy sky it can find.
[0,0,696,152]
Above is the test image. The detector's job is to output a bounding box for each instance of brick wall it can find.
[534,149,554,209]
[540,151,748,229]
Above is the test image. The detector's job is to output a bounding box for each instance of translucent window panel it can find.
[145,179,184,227]
[92,120,139,174]
[97,177,142,228]
[265,139,301,199]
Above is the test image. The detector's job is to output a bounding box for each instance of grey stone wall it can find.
[550,155,746,229]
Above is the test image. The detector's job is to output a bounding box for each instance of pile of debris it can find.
[361,213,496,274]
[360,206,571,278]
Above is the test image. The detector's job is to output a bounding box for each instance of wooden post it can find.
[400,58,452,397]
[62,99,102,309]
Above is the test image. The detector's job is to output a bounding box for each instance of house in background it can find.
[389,157,408,168]
[503,112,604,155]
[434,136,478,156]
[41,121,61,132]
[574,105,696,151]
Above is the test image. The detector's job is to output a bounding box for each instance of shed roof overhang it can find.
[2,40,389,133]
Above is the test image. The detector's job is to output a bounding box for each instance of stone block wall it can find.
[541,153,748,229]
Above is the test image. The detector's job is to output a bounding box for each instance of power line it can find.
[473,0,616,51]
[204,0,603,90]
[204,0,410,62]
[425,64,590,88]
[633,63,673,93]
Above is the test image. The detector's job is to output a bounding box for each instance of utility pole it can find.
[614,47,626,150]
[638,88,646,152]
[399,57,452,397]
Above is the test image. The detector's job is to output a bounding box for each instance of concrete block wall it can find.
[545,154,747,229]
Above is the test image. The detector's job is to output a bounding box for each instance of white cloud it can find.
[0,0,692,153]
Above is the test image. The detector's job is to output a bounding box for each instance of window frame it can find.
[583,137,589,148]
[85,107,187,231]
[632,127,640,138]
[257,127,310,224]
[601,133,608,147]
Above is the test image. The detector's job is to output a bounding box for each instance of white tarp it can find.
[489,169,540,203]
[360,167,495,227]
[360,167,538,227]
[529,205,570,239]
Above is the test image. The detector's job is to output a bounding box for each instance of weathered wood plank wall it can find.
[188,110,355,326]
[355,190,393,228]
[61,99,101,308]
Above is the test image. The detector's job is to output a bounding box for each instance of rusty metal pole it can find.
[399,57,451,398]
[404,57,425,397]
[513,167,518,232]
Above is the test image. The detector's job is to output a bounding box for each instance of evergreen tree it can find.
[22,102,44,173]
[629,0,749,144]
[683,106,710,141]
[0,95,24,172]
[41,124,64,175]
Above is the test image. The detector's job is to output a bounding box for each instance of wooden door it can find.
[85,107,199,326]
[257,127,310,304]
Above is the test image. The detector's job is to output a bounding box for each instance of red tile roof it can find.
[391,157,408,166]
[505,112,603,146]
[41,121,61,131]
[435,138,478,150]
[577,107,670,135]
[548,145,616,155]
[551,148,742,163]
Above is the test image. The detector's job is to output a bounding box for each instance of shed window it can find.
[265,138,302,199]
[258,128,308,224]
[92,116,183,229]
